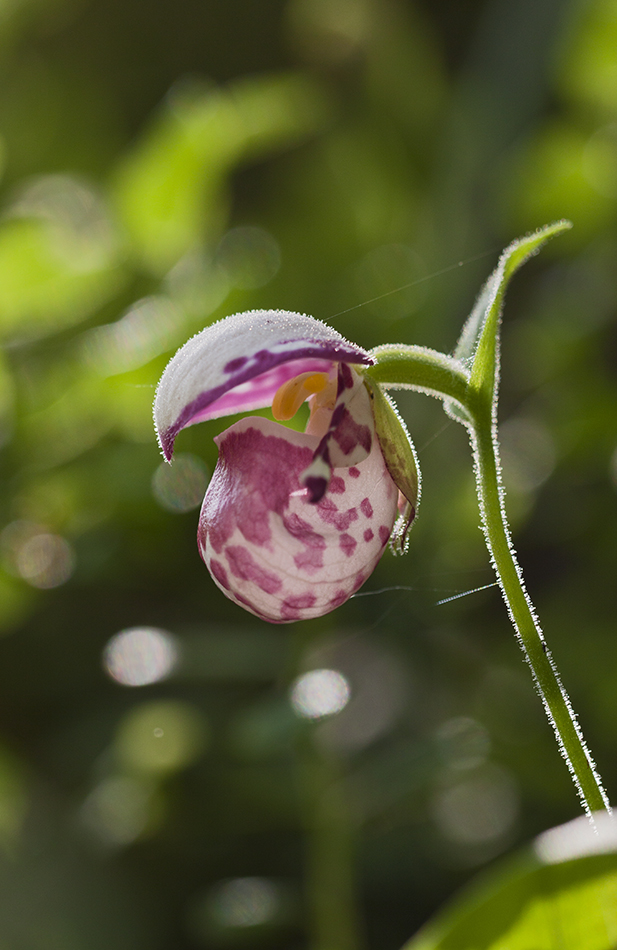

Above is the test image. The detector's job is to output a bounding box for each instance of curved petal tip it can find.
[154,310,372,459]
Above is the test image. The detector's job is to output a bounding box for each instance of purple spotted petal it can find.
[154,310,372,460]
[198,416,399,623]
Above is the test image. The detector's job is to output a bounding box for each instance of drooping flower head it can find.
[154,310,419,623]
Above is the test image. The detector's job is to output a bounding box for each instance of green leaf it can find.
[111,74,330,274]
[459,221,572,408]
[364,378,420,554]
[0,216,123,341]
[404,813,617,950]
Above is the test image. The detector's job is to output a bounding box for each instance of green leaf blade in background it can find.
[404,814,617,950]
[0,192,125,340]
[111,73,331,274]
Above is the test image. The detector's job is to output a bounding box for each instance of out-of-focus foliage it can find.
[406,813,617,949]
[0,0,616,947]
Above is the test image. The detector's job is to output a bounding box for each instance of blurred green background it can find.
[0,0,616,946]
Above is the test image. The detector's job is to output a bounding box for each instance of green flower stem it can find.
[366,328,611,817]
[467,395,610,817]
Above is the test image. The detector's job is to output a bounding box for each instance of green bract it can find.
[364,376,420,555]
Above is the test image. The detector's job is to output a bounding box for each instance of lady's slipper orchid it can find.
[154,310,419,623]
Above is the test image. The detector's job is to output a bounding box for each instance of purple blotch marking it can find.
[294,550,324,572]
[283,513,326,547]
[283,592,316,611]
[331,403,346,428]
[224,356,248,373]
[339,533,357,557]
[280,591,317,620]
[364,528,374,542]
[317,440,332,464]
[348,467,360,478]
[201,426,313,552]
[283,512,326,574]
[209,558,230,590]
[225,545,283,594]
[329,476,346,494]
[329,589,349,608]
[328,587,349,608]
[312,434,332,468]
[340,363,354,389]
[360,497,373,518]
[316,498,358,531]
[379,525,391,547]
[333,408,372,456]
[304,475,328,504]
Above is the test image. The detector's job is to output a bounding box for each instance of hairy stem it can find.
[367,221,609,816]
[469,400,610,816]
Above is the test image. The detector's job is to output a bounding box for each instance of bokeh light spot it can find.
[152,453,209,513]
[104,627,178,687]
[290,669,351,719]
[81,295,182,377]
[306,636,408,751]
[17,534,75,589]
[431,765,519,846]
[1,521,75,589]
[115,700,208,774]
[9,173,115,266]
[80,775,152,846]
[210,878,280,928]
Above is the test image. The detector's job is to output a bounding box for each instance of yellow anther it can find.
[272,372,329,421]
[303,374,328,394]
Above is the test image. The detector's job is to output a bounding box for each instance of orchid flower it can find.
[154,309,419,623]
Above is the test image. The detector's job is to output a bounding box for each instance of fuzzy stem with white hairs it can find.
[366,221,611,819]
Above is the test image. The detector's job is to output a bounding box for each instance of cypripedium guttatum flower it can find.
[154,310,419,623]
